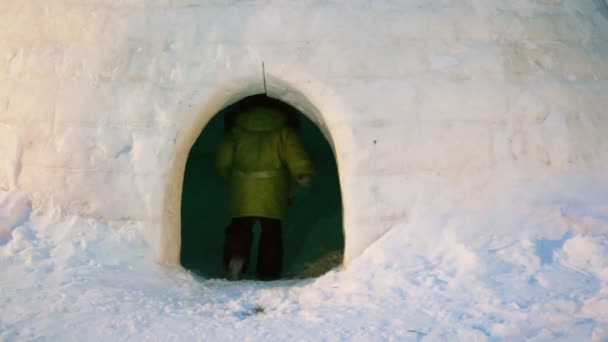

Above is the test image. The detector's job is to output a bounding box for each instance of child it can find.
[216,97,314,280]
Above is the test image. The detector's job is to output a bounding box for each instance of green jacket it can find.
[215,107,314,220]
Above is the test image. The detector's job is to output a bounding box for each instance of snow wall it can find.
[0,1,607,266]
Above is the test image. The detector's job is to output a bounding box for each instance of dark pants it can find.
[223,217,283,280]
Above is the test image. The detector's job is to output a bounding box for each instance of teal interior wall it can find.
[180,98,344,279]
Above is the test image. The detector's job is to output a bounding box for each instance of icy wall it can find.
[0,0,607,264]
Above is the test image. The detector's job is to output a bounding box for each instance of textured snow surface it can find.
[1,0,607,263]
[2,174,607,341]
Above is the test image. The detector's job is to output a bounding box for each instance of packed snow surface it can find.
[2,0,607,265]
[2,174,607,341]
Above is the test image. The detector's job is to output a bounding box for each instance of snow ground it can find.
[1,174,607,341]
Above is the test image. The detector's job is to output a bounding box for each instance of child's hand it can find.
[297,175,312,187]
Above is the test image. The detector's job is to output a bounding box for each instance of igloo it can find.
[1,1,607,274]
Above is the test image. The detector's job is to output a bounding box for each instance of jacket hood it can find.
[235,107,286,132]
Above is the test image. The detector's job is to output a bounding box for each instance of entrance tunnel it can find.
[180,95,344,279]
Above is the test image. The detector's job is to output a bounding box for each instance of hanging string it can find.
[262,62,268,95]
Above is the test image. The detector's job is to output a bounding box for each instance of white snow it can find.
[1,0,607,264]
[1,0,608,339]
[1,175,608,340]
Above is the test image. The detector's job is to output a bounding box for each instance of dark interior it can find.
[180,95,344,279]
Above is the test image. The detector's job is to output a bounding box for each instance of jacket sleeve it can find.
[215,133,234,181]
[280,127,315,180]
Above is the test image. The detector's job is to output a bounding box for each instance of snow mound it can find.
[0,190,31,246]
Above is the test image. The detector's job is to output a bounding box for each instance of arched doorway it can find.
[180,95,344,279]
